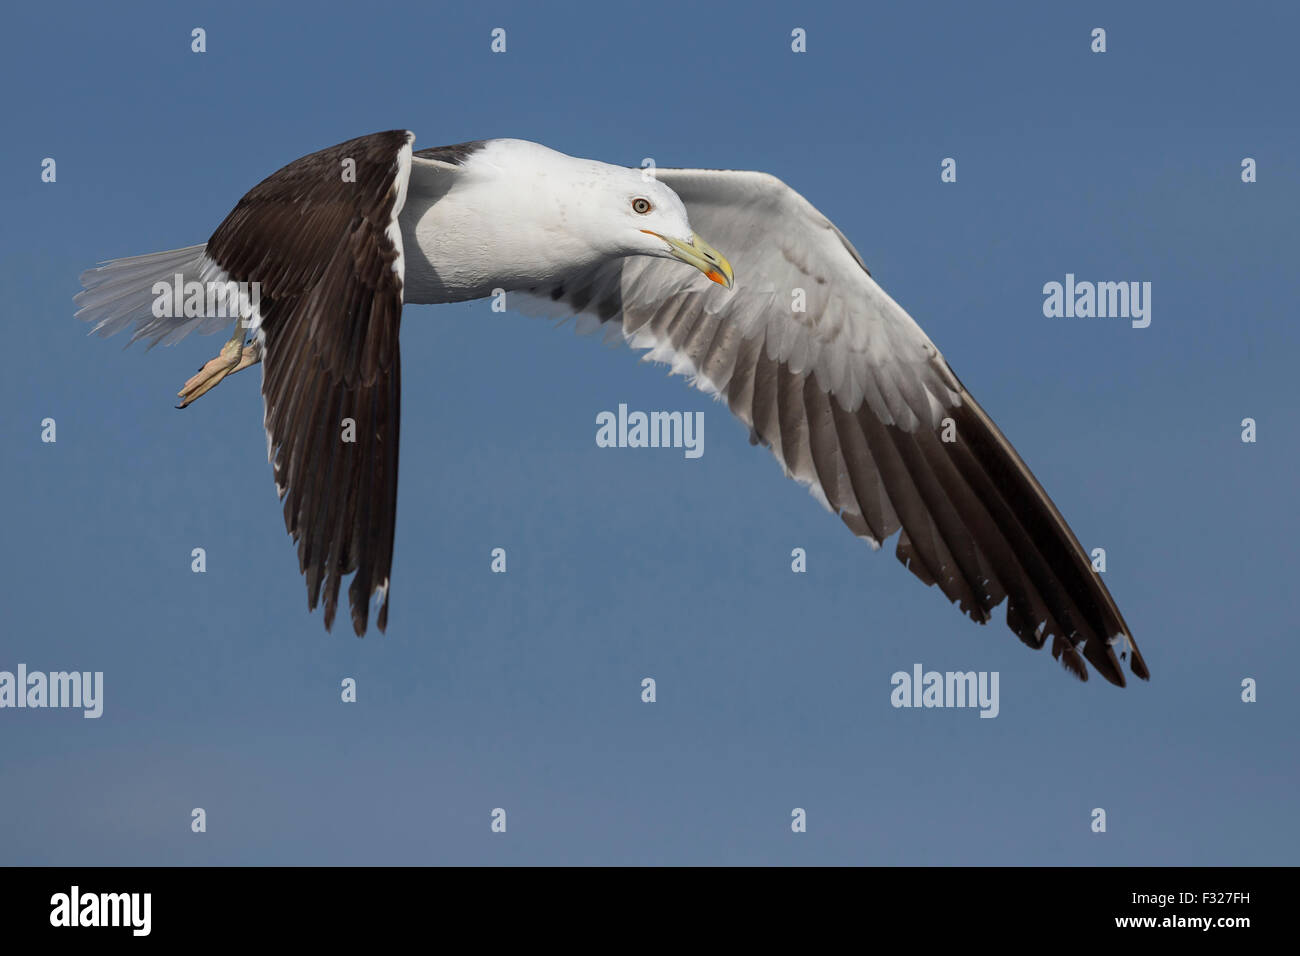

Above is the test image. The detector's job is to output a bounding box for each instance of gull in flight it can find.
[75,131,1149,686]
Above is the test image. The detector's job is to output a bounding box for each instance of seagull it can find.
[75,130,1149,686]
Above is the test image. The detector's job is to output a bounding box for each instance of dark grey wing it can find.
[204,130,417,635]
[529,168,1148,686]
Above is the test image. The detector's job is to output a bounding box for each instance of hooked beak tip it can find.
[644,230,734,290]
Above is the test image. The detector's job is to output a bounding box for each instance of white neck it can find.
[398,139,627,305]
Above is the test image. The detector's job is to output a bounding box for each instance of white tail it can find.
[74,243,241,348]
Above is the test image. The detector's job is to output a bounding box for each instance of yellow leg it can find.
[175,325,263,409]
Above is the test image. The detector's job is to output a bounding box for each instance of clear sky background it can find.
[2,0,1296,865]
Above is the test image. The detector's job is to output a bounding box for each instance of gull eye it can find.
[631,198,653,214]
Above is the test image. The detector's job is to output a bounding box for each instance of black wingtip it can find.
[1051,636,1091,683]
[1129,645,1151,682]
[348,601,367,637]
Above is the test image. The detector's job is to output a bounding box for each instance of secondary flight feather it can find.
[74,130,1149,686]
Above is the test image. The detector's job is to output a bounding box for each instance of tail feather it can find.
[75,243,234,348]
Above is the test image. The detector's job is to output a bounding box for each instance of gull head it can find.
[619,178,734,289]
[443,140,735,293]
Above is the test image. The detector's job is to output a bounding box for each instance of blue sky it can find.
[1,0,1296,864]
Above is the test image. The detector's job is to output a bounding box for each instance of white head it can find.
[460,140,733,290]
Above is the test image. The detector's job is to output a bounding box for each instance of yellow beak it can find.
[641,230,734,289]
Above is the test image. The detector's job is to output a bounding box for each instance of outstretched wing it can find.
[203,130,418,635]
[532,168,1148,686]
